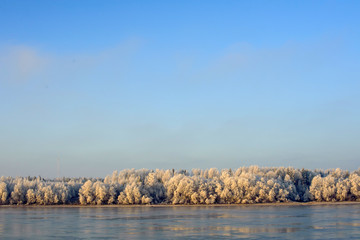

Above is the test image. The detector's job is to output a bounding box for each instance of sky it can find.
[1,1,360,177]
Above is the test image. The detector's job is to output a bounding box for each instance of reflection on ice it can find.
[335,222,360,227]
[146,225,300,233]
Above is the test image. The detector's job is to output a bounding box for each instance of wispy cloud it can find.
[0,45,50,83]
[173,39,342,85]
[0,38,143,84]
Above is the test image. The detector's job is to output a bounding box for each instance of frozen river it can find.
[1,204,360,239]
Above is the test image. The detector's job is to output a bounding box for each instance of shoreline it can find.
[1,201,360,208]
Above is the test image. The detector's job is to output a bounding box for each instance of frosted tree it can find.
[79,180,95,205]
[11,181,27,204]
[26,189,36,204]
[350,173,360,200]
[0,182,8,204]
[1,166,360,205]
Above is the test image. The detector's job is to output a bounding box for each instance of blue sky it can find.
[1,1,360,177]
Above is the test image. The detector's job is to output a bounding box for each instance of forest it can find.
[1,166,360,205]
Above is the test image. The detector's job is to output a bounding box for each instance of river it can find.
[1,203,360,239]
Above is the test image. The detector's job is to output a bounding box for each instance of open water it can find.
[0,204,360,239]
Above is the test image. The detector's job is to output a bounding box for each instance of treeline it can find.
[1,166,360,205]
